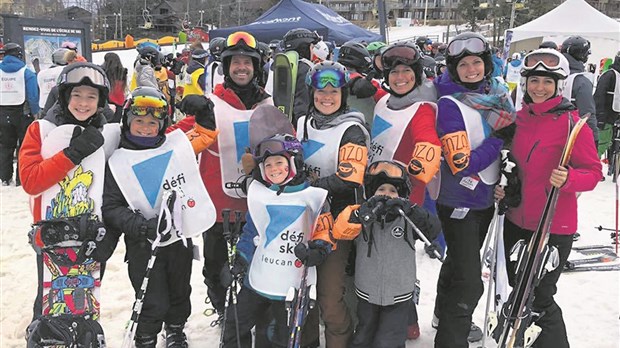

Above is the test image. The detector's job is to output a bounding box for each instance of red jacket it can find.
[506,96,602,235]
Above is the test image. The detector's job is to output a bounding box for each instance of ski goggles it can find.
[253,137,302,161]
[446,36,487,57]
[306,67,350,89]
[381,44,420,70]
[58,65,109,89]
[226,31,257,50]
[523,52,562,71]
[129,95,168,120]
[367,161,406,180]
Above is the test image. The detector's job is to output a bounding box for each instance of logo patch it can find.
[371,115,392,139]
[302,139,325,159]
[132,150,173,208]
[264,205,305,247]
[391,226,405,238]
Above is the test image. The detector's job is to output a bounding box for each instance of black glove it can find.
[178,95,216,130]
[358,195,389,225]
[349,77,377,99]
[408,205,441,242]
[385,197,413,216]
[63,126,105,165]
[220,256,248,288]
[145,217,172,243]
[294,240,329,267]
[491,123,516,148]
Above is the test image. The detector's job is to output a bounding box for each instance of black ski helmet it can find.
[57,62,110,109]
[4,42,23,60]
[209,37,226,61]
[220,31,262,81]
[364,160,411,199]
[283,28,321,51]
[561,36,591,63]
[539,41,559,50]
[257,41,271,61]
[337,41,372,73]
[415,36,431,53]
[445,32,493,85]
[138,45,159,66]
[381,42,424,92]
[122,86,170,136]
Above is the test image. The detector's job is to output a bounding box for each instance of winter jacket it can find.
[166,82,271,222]
[0,55,40,115]
[132,60,158,90]
[292,59,312,127]
[563,53,598,142]
[19,104,107,222]
[492,55,504,78]
[593,58,620,126]
[183,60,206,96]
[434,73,505,210]
[506,96,602,235]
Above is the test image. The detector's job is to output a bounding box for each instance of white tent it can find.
[505,0,620,67]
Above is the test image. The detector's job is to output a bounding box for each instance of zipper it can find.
[526,140,540,163]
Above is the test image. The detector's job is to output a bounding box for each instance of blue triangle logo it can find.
[302,139,324,159]
[132,151,173,208]
[264,205,306,247]
[234,121,250,162]
[371,115,392,139]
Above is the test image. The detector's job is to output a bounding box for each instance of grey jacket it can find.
[563,53,599,142]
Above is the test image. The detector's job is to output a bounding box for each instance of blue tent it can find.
[209,0,382,45]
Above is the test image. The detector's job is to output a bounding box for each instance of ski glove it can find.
[178,95,216,130]
[63,126,105,165]
[349,77,377,99]
[220,256,248,288]
[407,205,441,242]
[358,195,389,225]
[145,217,172,243]
[294,240,330,267]
[385,197,413,216]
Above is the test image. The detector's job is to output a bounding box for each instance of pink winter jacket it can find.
[506,96,602,235]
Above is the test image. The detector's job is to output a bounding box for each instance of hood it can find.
[434,72,486,97]
[43,103,107,128]
[562,53,585,73]
[520,95,576,117]
[387,79,437,110]
[187,60,205,74]
[0,55,26,72]
[509,59,522,67]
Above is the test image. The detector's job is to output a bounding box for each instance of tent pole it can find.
[378,0,387,42]
[509,0,516,29]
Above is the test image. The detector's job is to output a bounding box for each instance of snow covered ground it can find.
[0,163,618,347]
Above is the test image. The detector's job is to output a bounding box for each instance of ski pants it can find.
[0,107,30,182]
[350,297,408,348]
[316,239,353,348]
[202,222,232,313]
[434,204,494,348]
[127,239,193,336]
[503,219,572,348]
[222,286,319,348]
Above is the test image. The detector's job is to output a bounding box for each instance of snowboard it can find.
[272,51,299,122]
[249,104,295,151]
[492,116,588,347]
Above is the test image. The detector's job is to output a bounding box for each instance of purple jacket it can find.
[506,96,602,234]
[434,73,504,209]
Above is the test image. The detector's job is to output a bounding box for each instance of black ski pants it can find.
[127,239,193,336]
[0,107,29,182]
[503,219,572,348]
[434,204,494,348]
[350,297,408,348]
[202,222,231,313]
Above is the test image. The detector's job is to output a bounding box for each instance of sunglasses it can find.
[226,31,257,50]
[367,161,405,179]
[524,52,562,71]
[306,67,349,89]
[130,95,168,120]
[382,45,419,70]
[253,137,302,160]
[446,37,487,57]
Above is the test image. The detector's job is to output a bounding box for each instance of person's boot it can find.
[135,334,157,348]
[165,322,189,348]
[467,322,483,343]
[407,322,420,339]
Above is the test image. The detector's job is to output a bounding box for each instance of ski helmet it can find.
[435,57,447,77]
[561,36,591,63]
[539,41,559,50]
[52,48,70,66]
[381,42,424,91]
[445,32,493,84]
[337,41,372,73]
[415,36,431,53]
[4,42,23,60]
[57,62,110,109]
[191,48,209,65]
[283,28,321,51]
[220,31,262,81]
[257,41,272,61]
[520,48,570,98]
[367,41,387,56]
[364,160,411,199]
[305,60,351,114]
[122,86,170,136]
[254,133,305,186]
[138,45,160,66]
[312,41,330,62]
[209,37,226,61]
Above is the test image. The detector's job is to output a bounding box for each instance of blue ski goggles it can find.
[306,68,350,89]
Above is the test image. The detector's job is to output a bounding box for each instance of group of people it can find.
[0,24,611,348]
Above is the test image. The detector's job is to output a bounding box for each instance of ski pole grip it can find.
[233,210,243,239]
[397,208,444,262]
[222,209,231,240]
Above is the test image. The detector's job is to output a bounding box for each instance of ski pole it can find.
[231,211,243,348]
[396,208,444,262]
[218,209,232,348]
[594,225,616,232]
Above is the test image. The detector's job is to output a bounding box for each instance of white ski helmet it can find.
[312,41,330,62]
[520,48,570,98]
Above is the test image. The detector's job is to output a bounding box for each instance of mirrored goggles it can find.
[524,52,562,71]
[59,66,109,89]
[446,37,487,57]
[382,45,419,70]
[367,161,405,179]
[253,138,301,160]
[130,95,168,120]
[307,68,349,89]
[226,31,257,49]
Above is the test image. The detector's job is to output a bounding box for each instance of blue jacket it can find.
[491,55,504,78]
[0,55,40,114]
[434,73,503,209]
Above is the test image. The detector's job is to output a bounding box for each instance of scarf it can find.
[452,78,516,130]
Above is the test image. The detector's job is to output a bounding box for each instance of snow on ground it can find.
[1,163,618,347]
